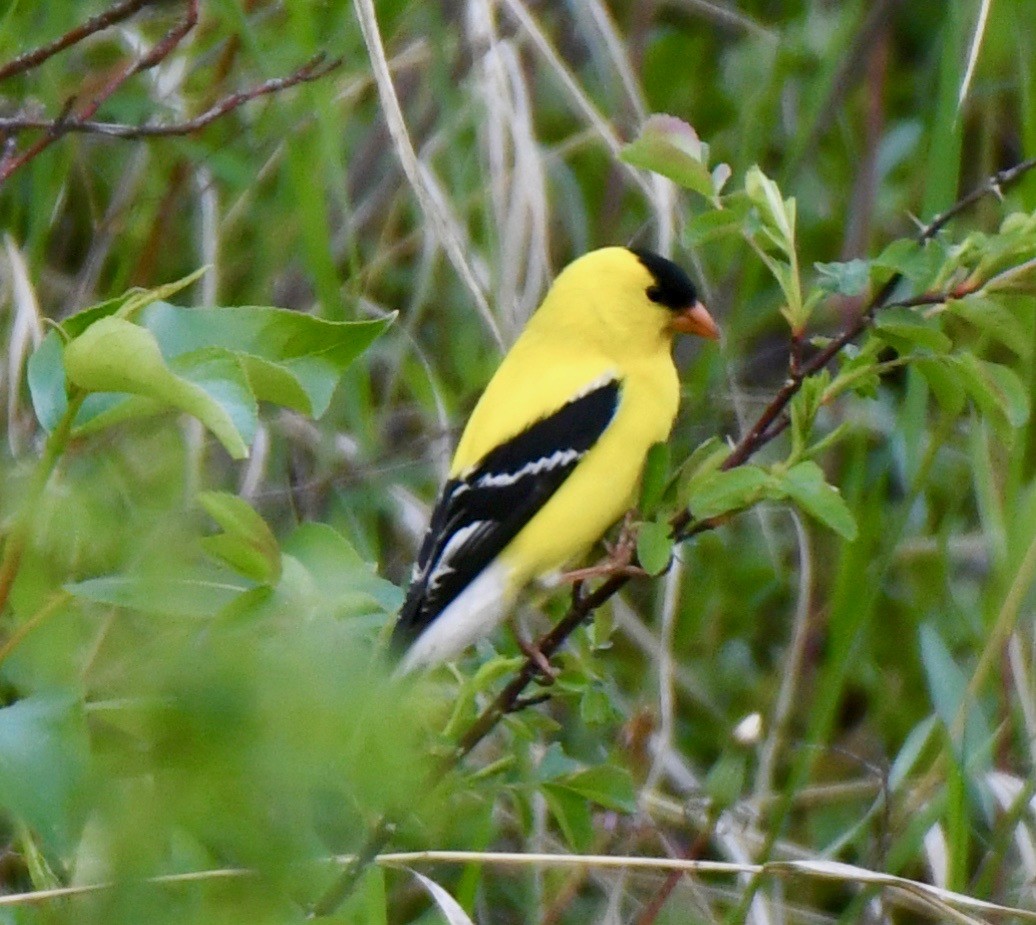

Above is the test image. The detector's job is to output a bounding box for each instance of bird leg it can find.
[507,617,559,683]
[559,510,649,583]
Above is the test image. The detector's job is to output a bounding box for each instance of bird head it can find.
[627,247,719,341]
[537,247,718,356]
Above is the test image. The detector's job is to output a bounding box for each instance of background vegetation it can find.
[0,0,1035,922]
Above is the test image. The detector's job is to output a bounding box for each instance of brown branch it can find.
[0,54,342,140]
[454,152,1036,762]
[0,0,198,186]
[0,0,158,83]
[921,155,1036,243]
[311,153,1036,922]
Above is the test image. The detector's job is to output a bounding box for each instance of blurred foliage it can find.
[0,0,1035,923]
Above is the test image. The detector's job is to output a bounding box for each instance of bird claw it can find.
[559,511,648,583]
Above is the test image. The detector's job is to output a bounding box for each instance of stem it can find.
[0,393,85,615]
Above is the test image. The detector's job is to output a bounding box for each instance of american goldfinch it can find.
[392,246,718,672]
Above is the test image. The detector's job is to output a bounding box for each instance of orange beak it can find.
[671,301,719,340]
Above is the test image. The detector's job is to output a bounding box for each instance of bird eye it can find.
[646,285,662,303]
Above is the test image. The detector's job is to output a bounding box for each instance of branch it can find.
[0,54,343,139]
[310,154,1036,920]
[0,0,198,185]
[457,152,1036,758]
[0,0,158,83]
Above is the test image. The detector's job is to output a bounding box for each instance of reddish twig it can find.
[0,54,342,140]
[456,153,1036,762]
[311,153,1036,924]
[0,0,198,185]
[0,0,158,82]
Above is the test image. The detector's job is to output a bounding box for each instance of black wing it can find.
[391,377,621,653]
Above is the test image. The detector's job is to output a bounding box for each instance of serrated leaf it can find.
[777,461,858,540]
[64,317,249,458]
[621,115,717,199]
[636,520,672,575]
[199,491,281,585]
[26,331,67,433]
[686,466,771,519]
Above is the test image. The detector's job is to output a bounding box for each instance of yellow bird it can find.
[392,247,718,672]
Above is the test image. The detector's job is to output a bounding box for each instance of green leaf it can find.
[874,308,952,354]
[636,520,672,576]
[814,259,870,296]
[0,694,89,854]
[744,166,795,250]
[919,623,993,767]
[621,115,720,200]
[638,443,670,515]
[26,331,67,433]
[66,571,249,617]
[579,684,620,726]
[685,205,745,245]
[704,750,747,810]
[872,238,943,288]
[139,301,392,418]
[789,370,830,458]
[51,268,208,341]
[562,765,637,813]
[915,357,966,417]
[836,337,883,398]
[945,296,1030,358]
[776,461,858,540]
[64,317,250,458]
[952,354,1030,432]
[541,783,594,853]
[283,522,404,614]
[199,491,281,585]
[686,466,771,519]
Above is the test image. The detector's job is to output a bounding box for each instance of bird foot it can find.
[559,511,648,583]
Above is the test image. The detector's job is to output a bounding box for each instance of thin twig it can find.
[0,0,198,185]
[0,0,157,82]
[0,54,343,139]
[312,154,1036,917]
[457,152,1036,758]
